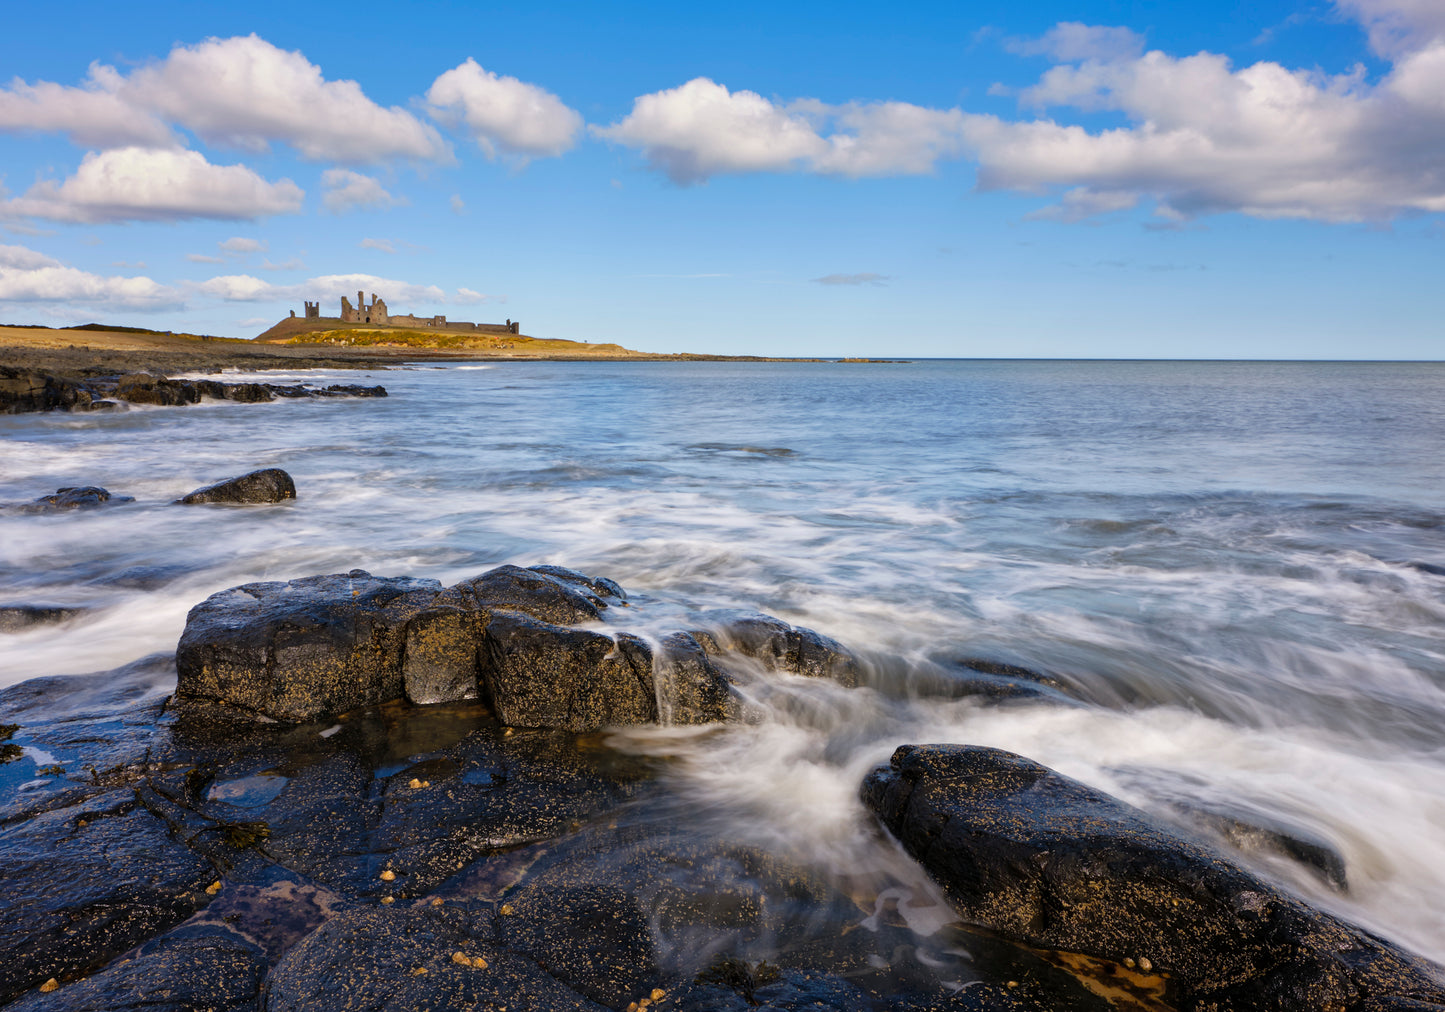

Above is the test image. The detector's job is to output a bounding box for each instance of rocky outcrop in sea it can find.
[0,367,385,414]
[0,565,1441,1010]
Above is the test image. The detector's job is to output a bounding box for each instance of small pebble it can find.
[380,869,396,882]
[651,989,666,1001]
[1123,957,1136,969]
[503,727,514,737]
[39,979,59,994]
[411,966,428,976]
[205,880,223,896]
[408,778,423,789]
[431,897,445,907]
[1138,957,1153,972]
[381,895,395,905]
[627,1004,639,1012]
[500,903,514,915]
[1006,981,1017,989]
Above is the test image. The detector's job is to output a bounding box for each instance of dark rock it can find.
[0,604,87,633]
[480,612,656,730]
[650,632,738,725]
[115,373,200,406]
[0,788,217,1004]
[224,382,274,403]
[318,383,387,397]
[175,570,473,721]
[14,486,135,513]
[402,606,486,705]
[2,925,266,1012]
[861,744,1445,1011]
[691,611,860,687]
[265,904,610,1012]
[173,467,297,505]
[455,563,612,624]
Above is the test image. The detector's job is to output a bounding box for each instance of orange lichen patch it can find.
[1039,948,1175,1011]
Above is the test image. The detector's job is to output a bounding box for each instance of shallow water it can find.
[2,358,1443,961]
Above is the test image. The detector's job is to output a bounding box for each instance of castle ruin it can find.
[295,291,519,335]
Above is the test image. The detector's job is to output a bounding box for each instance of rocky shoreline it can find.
[1,556,1442,1010]
[1,366,386,414]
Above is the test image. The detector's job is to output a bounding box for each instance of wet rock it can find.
[691,611,860,687]
[115,373,200,406]
[501,882,660,1004]
[481,613,656,731]
[173,467,297,505]
[0,788,217,1004]
[224,382,274,403]
[861,744,1445,1011]
[319,383,387,397]
[175,570,472,721]
[0,604,87,633]
[456,563,614,624]
[2,924,266,1012]
[174,565,857,728]
[14,486,135,513]
[265,904,609,1012]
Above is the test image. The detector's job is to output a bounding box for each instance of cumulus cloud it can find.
[1337,0,1445,56]
[0,148,304,224]
[220,236,266,253]
[322,169,402,213]
[975,33,1445,222]
[454,287,488,303]
[1005,22,1146,63]
[0,35,449,164]
[0,69,174,149]
[427,59,582,159]
[192,272,452,309]
[813,272,889,286]
[595,78,967,183]
[0,244,182,310]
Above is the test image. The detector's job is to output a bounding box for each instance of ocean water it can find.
[2,358,1444,963]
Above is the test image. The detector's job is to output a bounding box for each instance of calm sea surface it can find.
[3,359,1443,960]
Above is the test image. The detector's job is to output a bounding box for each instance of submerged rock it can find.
[173,467,297,505]
[690,610,860,687]
[13,486,135,513]
[861,743,1445,1011]
[0,604,88,633]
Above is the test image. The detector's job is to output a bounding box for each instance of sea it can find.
[2,358,1443,964]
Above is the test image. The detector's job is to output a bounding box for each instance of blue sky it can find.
[1,0,1442,358]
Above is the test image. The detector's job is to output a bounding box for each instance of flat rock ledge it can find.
[862,743,1445,1012]
[0,367,385,414]
[175,564,859,729]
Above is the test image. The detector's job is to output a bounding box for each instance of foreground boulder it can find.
[175,565,848,728]
[174,467,297,505]
[861,744,1445,1011]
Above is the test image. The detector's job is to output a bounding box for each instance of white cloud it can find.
[1006,23,1146,63]
[597,78,970,184]
[450,194,466,215]
[322,169,402,213]
[595,78,828,183]
[192,272,451,309]
[1,147,304,224]
[259,257,304,272]
[0,243,62,269]
[0,244,182,310]
[1024,187,1140,222]
[975,38,1445,222]
[455,287,487,303]
[186,253,227,263]
[0,35,448,165]
[427,58,581,159]
[1336,0,1445,56]
[220,236,266,253]
[0,68,175,149]
[813,272,889,286]
[359,237,397,254]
